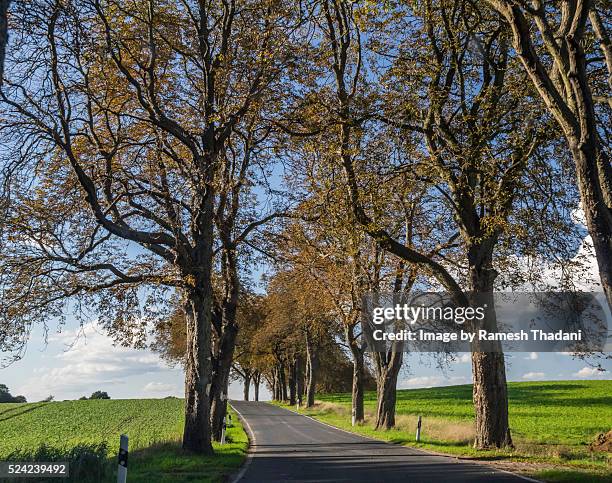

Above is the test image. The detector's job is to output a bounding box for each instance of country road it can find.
[230,401,531,483]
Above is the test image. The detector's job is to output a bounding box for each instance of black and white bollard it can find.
[117,434,128,483]
[416,416,422,442]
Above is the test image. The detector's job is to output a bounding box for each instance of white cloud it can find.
[522,371,546,380]
[573,366,608,378]
[143,382,180,396]
[14,322,170,400]
[524,352,539,360]
[401,375,470,389]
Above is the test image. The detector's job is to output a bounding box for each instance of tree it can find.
[89,390,110,399]
[271,204,385,424]
[0,383,26,403]
[288,0,582,447]
[209,115,290,440]
[485,0,612,310]
[0,0,297,454]
[269,268,335,407]
[232,294,267,402]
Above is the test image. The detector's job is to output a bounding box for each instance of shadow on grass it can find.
[126,438,248,483]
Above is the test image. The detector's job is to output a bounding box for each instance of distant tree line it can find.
[0,384,26,403]
[80,391,111,400]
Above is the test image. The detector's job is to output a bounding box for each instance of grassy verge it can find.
[0,398,248,482]
[275,380,612,482]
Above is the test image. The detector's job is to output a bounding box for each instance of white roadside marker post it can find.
[416,416,422,442]
[117,434,128,483]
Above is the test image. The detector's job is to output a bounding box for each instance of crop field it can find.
[0,398,247,482]
[289,380,612,482]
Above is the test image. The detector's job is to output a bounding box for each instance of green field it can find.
[287,381,612,482]
[0,398,247,482]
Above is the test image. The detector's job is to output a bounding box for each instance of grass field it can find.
[0,398,247,482]
[283,380,612,482]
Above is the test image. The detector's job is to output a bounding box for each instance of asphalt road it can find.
[230,401,530,483]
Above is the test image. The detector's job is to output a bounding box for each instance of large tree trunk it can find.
[209,368,230,442]
[182,185,215,454]
[210,322,237,441]
[210,249,240,441]
[279,362,288,401]
[253,372,260,401]
[371,264,406,430]
[469,244,512,449]
[346,325,365,425]
[271,368,278,401]
[295,357,304,406]
[305,333,318,407]
[471,350,511,448]
[374,350,402,430]
[182,289,214,454]
[288,358,297,406]
[243,371,251,401]
[351,348,365,425]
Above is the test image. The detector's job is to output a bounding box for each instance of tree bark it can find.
[210,322,237,441]
[471,350,511,448]
[209,366,230,441]
[288,358,297,406]
[295,357,304,406]
[277,362,288,401]
[253,372,260,401]
[351,351,365,425]
[374,350,402,430]
[181,182,216,454]
[346,328,365,425]
[305,333,318,407]
[243,372,251,401]
[271,367,278,401]
[468,244,512,449]
[182,288,214,454]
[210,248,240,441]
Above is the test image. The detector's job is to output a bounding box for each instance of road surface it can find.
[230,401,529,483]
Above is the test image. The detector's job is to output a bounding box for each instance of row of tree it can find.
[0,0,609,454]
[0,384,26,403]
